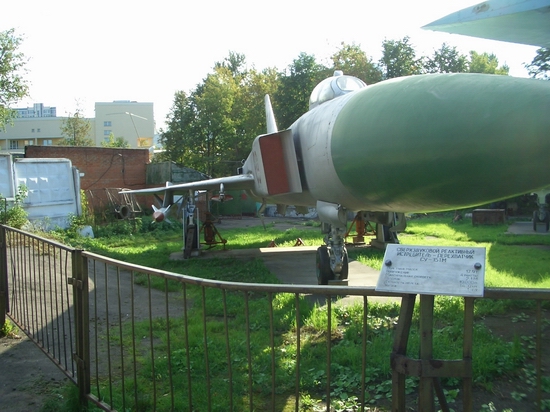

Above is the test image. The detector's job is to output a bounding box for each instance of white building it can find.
[94,101,155,148]
[15,103,57,118]
[1,101,155,153]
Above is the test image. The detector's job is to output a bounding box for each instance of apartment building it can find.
[94,101,155,148]
[1,101,155,153]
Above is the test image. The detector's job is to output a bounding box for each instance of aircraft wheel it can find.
[339,250,349,281]
[533,210,539,232]
[316,246,333,285]
[545,213,550,232]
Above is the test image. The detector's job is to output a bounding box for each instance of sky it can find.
[2,0,541,132]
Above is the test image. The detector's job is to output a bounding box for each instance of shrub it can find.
[0,185,28,228]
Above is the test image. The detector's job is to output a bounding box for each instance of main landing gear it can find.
[316,225,349,285]
[315,201,405,285]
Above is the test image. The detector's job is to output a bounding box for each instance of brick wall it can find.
[25,146,150,214]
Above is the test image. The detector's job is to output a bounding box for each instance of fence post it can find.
[70,249,90,407]
[0,226,7,328]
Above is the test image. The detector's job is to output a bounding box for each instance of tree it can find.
[159,52,282,176]
[424,43,469,73]
[274,53,328,128]
[59,109,94,146]
[330,42,382,84]
[468,51,509,75]
[101,132,130,148]
[379,37,423,79]
[0,29,29,130]
[526,48,550,80]
[158,90,194,164]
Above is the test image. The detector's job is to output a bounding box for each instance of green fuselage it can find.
[271,73,550,213]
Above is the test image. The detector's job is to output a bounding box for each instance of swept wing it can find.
[423,0,550,47]
[121,173,255,196]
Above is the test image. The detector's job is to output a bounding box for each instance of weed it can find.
[0,319,18,338]
[0,185,28,228]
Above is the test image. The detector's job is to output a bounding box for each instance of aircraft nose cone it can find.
[330,73,550,212]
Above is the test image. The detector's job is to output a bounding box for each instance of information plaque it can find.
[375,244,486,297]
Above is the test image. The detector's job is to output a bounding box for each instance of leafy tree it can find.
[193,66,240,176]
[101,132,130,148]
[59,108,94,146]
[424,43,469,73]
[215,51,247,76]
[157,90,192,164]
[526,48,550,80]
[159,53,281,176]
[379,37,423,79]
[330,42,382,84]
[468,51,509,75]
[274,53,328,128]
[240,67,279,137]
[0,28,29,130]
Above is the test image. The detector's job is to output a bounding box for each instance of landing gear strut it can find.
[315,201,350,285]
[316,225,349,285]
[315,202,406,285]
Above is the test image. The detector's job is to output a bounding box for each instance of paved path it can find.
[188,244,395,304]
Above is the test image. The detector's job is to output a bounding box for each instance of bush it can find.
[0,185,28,228]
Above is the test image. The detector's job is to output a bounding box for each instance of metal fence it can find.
[1,224,549,411]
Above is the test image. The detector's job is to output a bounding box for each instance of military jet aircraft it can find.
[122,70,550,284]
[424,0,550,232]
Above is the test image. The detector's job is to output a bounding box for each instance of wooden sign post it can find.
[376,245,485,412]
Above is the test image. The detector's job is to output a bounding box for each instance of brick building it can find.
[25,146,150,216]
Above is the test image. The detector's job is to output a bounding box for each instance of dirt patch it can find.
[474,308,550,410]
[0,330,69,411]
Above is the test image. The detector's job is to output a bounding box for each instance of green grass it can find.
[47,214,550,411]
[349,216,550,288]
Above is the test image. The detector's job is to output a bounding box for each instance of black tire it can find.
[316,246,333,285]
[338,250,349,281]
[545,212,550,233]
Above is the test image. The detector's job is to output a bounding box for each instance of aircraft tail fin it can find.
[265,95,278,134]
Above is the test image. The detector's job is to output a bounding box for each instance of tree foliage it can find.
[0,28,29,130]
[425,43,469,73]
[274,53,328,128]
[159,53,279,176]
[101,132,130,148]
[59,109,94,146]
[526,48,550,80]
[330,42,382,84]
[379,37,423,79]
[468,51,509,75]
[159,40,516,176]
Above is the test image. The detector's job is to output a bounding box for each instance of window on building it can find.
[104,121,112,127]
[24,140,34,146]
[43,139,52,146]
[9,140,19,149]
[37,128,41,133]
[31,128,35,133]
[104,130,111,136]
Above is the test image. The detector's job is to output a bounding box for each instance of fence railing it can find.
[1,224,549,411]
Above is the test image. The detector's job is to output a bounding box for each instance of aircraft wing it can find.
[120,173,256,196]
[422,0,550,48]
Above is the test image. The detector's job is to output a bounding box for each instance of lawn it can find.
[47,213,550,411]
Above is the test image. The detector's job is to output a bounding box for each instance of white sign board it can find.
[376,244,486,297]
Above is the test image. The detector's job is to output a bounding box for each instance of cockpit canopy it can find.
[309,70,367,110]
